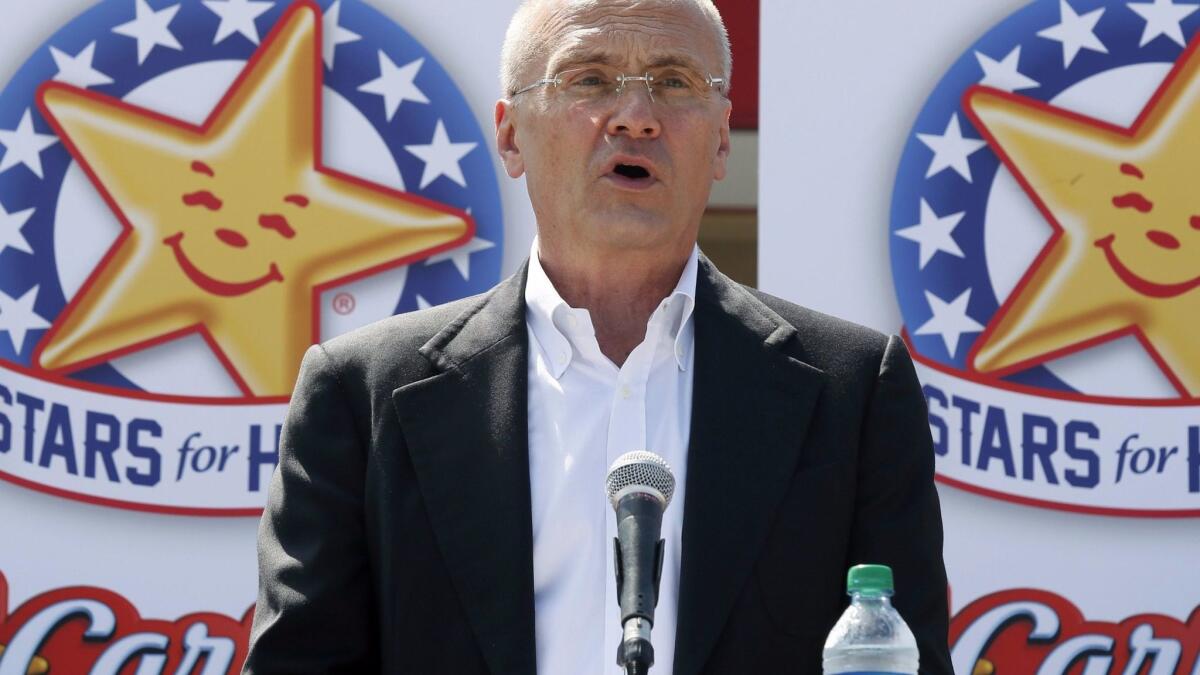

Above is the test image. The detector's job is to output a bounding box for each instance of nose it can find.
[216,228,248,248]
[605,83,661,139]
[1146,229,1180,250]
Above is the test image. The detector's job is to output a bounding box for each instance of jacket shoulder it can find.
[742,285,891,375]
[310,291,490,389]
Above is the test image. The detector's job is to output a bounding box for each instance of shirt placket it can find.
[602,306,675,672]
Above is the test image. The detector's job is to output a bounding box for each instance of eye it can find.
[1111,192,1153,213]
[182,190,222,211]
[655,73,690,90]
[259,214,296,239]
[567,68,613,88]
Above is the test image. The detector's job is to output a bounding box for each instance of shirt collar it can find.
[524,237,699,379]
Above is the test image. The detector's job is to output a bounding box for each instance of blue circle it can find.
[0,0,503,391]
[888,0,1200,393]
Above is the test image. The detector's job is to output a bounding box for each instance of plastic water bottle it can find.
[822,564,919,675]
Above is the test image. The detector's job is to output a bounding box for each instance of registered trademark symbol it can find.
[332,292,356,315]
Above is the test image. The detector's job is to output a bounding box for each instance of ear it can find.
[495,99,525,178]
[712,102,732,181]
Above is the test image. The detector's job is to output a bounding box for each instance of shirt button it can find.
[566,315,578,329]
[676,346,684,357]
[620,385,631,399]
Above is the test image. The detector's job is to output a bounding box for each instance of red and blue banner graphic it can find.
[951,589,1200,674]
[0,573,250,675]
[0,0,502,515]
[890,0,1200,517]
[890,0,1200,669]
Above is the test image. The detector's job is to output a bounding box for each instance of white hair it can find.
[500,0,732,97]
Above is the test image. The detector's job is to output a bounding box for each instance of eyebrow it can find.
[548,48,708,75]
[645,54,708,73]
[191,161,215,177]
[1119,163,1144,179]
[548,48,617,74]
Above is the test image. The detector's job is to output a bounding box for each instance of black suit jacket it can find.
[244,257,952,674]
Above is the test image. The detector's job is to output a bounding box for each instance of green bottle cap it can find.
[846,564,894,595]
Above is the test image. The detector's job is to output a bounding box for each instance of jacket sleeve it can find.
[848,335,952,675]
[242,344,378,674]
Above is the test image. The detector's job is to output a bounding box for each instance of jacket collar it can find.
[392,263,537,675]
[672,256,826,675]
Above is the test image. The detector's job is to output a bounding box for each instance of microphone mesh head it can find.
[605,451,676,508]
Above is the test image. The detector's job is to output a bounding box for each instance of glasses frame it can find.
[511,65,727,105]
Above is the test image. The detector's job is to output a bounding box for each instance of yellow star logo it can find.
[964,39,1200,397]
[31,1,471,398]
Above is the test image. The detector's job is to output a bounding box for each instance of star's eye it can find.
[183,190,222,211]
[1112,192,1153,213]
[284,194,309,207]
[259,213,296,239]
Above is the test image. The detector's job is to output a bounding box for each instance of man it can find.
[244,1,951,673]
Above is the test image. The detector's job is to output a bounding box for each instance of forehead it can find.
[536,1,720,72]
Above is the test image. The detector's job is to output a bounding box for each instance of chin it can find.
[587,211,678,248]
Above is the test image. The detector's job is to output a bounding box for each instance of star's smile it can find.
[164,232,283,297]
[1094,234,1200,299]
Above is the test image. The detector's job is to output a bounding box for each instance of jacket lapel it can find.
[391,264,537,675]
[673,259,826,675]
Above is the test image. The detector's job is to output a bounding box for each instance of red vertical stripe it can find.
[713,0,758,129]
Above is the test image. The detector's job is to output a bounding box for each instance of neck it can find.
[537,240,692,366]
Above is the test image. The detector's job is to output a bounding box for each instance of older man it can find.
[244,1,951,674]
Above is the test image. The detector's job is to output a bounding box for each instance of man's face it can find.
[496,0,732,256]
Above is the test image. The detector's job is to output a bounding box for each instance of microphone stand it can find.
[613,527,666,675]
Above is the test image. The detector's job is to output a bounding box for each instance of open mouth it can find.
[164,232,283,297]
[1095,234,1200,299]
[604,156,658,189]
[613,163,651,180]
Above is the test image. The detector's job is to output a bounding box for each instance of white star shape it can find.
[0,202,36,256]
[49,42,113,89]
[404,120,476,189]
[0,285,51,354]
[1037,0,1108,68]
[974,46,1039,93]
[0,110,58,179]
[915,288,984,358]
[415,294,433,311]
[112,0,182,65]
[1127,0,1199,47]
[425,236,495,280]
[358,53,429,120]
[915,113,987,183]
[203,0,274,45]
[894,199,966,269]
[322,0,361,69]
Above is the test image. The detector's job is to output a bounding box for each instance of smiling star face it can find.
[963,45,1200,397]
[163,160,301,297]
[32,3,471,397]
[1094,162,1200,299]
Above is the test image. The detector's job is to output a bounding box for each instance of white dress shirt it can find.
[525,240,698,675]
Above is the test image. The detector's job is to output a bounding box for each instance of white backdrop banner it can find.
[762,0,1200,672]
[0,0,529,672]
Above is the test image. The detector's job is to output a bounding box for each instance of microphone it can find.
[605,451,677,675]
